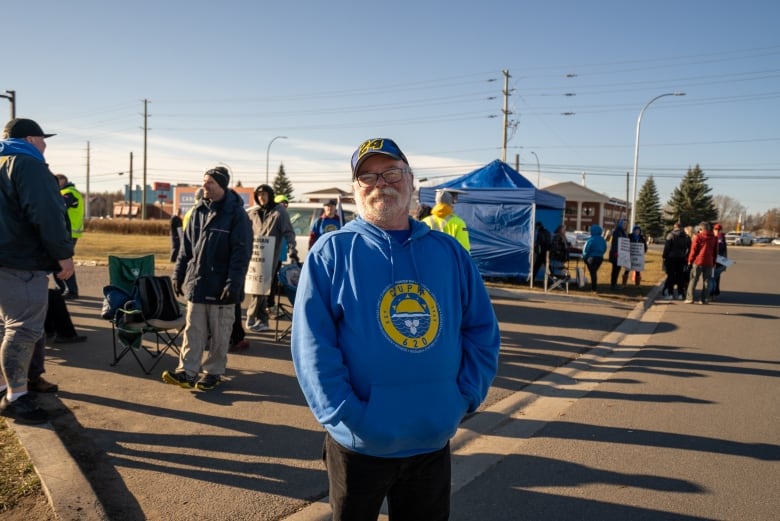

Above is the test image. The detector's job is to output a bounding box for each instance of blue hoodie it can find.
[583,225,607,260]
[292,216,500,457]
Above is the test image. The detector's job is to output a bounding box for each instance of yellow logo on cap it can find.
[378,281,440,351]
[358,138,386,160]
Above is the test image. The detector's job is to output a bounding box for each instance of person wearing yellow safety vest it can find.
[421,189,470,252]
[54,174,84,299]
[182,187,204,230]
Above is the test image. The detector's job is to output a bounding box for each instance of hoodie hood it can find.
[591,224,603,236]
[430,202,453,218]
[0,138,45,162]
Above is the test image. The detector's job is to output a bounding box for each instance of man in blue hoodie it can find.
[292,138,501,520]
[1,118,74,424]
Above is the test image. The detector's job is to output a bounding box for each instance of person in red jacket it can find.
[685,221,718,304]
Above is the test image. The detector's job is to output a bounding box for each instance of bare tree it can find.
[712,194,745,229]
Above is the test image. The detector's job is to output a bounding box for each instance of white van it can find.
[285,202,357,257]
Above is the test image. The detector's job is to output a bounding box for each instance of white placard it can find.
[716,255,734,268]
[617,237,632,269]
[245,236,276,295]
[629,242,646,272]
[617,237,645,271]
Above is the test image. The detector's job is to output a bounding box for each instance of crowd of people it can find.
[3,118,736,519]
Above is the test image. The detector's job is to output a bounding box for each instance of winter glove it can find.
[220,285,231,301]
[172,279,184,297]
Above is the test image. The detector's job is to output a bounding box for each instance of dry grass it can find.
[76,231,172,266]
[0,421,42,513]
[489,248,666,299]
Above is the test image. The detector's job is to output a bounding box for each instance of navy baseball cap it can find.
[351,138,409,179]
[3,118,56,139]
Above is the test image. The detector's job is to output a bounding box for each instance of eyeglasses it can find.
[355,168,409,187]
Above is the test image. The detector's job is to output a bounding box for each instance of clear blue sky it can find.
[4,0,779,214]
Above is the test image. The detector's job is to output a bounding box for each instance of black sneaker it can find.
[0,394,49,424]
[162,370,196,389]
[196,374,221,391]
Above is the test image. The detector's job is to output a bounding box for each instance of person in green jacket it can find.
[55,174,84,299]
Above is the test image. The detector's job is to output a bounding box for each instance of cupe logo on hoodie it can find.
[378,280,441,351]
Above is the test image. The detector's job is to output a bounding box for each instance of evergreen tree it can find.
[635,176,664,239]
[272,163,294,200]
[666,164,718,227]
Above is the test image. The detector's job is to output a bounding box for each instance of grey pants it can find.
[176,302,234,377]
[0,268,48,392]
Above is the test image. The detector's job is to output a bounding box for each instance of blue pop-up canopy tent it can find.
[419,159,565,279]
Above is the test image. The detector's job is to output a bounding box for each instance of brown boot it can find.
[28,376,59,393]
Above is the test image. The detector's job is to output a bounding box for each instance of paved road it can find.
[11,245,780,520]
[449,245,780,520]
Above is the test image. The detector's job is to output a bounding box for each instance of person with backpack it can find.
[662,222,691,300]
[531,221,551,284]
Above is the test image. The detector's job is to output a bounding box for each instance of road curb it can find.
[9,420,108,521]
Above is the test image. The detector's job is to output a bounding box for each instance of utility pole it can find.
[625,172,630,220]
[1,90,15,119]
[85,141,91,219]
[501,69,512,162]
[128,152,134,218]
[142,99,149,220]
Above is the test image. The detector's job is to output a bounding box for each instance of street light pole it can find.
[630,92,685,229]
[530,151,541,187]
[265,135,287,185]
[1,90,15,119]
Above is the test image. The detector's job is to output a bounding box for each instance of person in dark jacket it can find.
[608,219,628,290]
[163,167,252,391]
[549,225,569,264]
[1,118,74,424]
[626,225,648,285]
[662,222,691,300]
[531,221,551,284]
[169,208,183,263]
[710,223,728,300]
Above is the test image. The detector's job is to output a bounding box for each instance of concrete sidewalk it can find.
[6,265,650,520]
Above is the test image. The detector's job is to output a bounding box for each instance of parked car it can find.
[564,231,589,256]
[286,202,356,257]
[754,236,771,244]
[772,238,780,246]
[724,231,753,246]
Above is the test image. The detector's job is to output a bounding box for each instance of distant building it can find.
[300,187,353,204]
[544,181,628,232]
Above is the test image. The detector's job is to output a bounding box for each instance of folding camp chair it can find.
[274,263,300,342]
[105,255,185,374]
[544,256,570,294]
